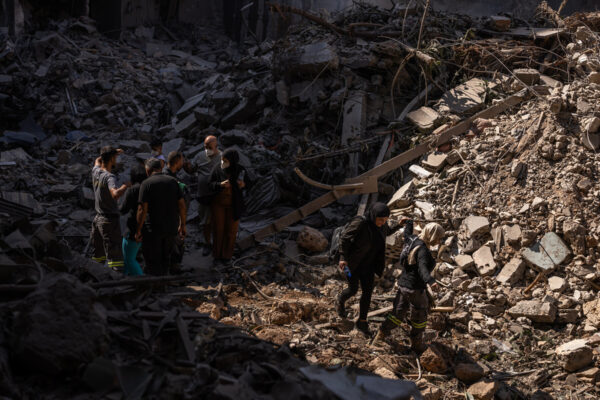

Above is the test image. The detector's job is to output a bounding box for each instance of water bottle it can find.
[343,265,352,278]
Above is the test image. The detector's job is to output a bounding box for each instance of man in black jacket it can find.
[374,221,444,352]
[337,203,404,335]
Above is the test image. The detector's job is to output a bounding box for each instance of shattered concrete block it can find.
[119,140,151,153]
[514,68,540,86]
[454,254,474,269]
[296,226,328,253]
[583,117,600,133]
[285,42,339,75]
[461,216,490,237]
[221,98,259,128]
[437,78,498,115]
[10,274,107,375]
[162,138,183,156]
[194,107,218,125]
[582,132,600,151]
[407,106,441,132]
[589,71,600,84]
[1,148,32,163]
[508,300,557,323]
[496,257,525,285]
[454,362,484,383]
[522,232,571,272]
[583,298,600,327]
[144,41,172,57]
[510,160,524,178]
[174,112,197,135]
[548,276,567,292]
[547,96,563,114]
[540,75,561,88]
[408,164,432,179]
[556,339,593,372]
[415,201,435,220]
[503,224,522,245]
[420,346,448,373]
[468,380,499,400]
[557,309,579,324]
[489,15,511,32]
[472,246,496,277]
[422,153,447,172]
[387,180,415,209]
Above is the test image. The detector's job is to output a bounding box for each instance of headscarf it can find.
[366,202,390,224]
[221,148,244,221]
[419,223,445,246]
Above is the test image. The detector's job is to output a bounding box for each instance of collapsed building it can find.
[2,0,600,399]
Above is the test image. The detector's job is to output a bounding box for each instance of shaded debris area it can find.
[3,0,600,399]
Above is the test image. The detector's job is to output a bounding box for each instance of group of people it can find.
[90,135,250,276]
[336,202,445,353]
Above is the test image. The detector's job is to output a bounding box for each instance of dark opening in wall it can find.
[23,0,88,30]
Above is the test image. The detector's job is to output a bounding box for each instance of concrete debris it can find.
[407,106,442,132]
[388,180,415,209]
[513,68,541,86]
[555,339,594,372]
[522,232,571,272]
[467,380,499,400]
[496,257,525,285]
[508,300,557,323]
[472,246,496,277]
[296,226,328,253]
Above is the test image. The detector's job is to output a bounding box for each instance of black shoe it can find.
[355,320,370,336]
[202,245,212,257]
[336,299,346,318]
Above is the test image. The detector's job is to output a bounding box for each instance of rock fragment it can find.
[556,339,594,372]
[508,300,557,323]
[296,226,328,253]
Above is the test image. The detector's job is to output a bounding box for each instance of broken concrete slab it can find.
[583,299,600,328]
[221,98,259,128]
[296,226,328,253]
[415,201,435,220]
[286,42,339,76]
[408,164,432,179]
[496,257,525,285]
[176,93,206,118]
[437,78,499,115]
[503,224,522,245]
[174,113,197,135]
[194,107,218,125]
[472,246,496,277]
[454,254,474,269]
[513,68,540,86]
[522,232,571,272]
[422,153,447,172]
[582,132,600,151]
[407,106,441,132]
[144,41,173,57]
[387,180,415,209]
[489,15,511,32]
[162,138,184,157]
[461,216,490,237]
[508,300,557,323]
[556,339,594,372]
[468,380,498,400]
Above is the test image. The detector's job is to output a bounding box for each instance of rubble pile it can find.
[2,1,600,399]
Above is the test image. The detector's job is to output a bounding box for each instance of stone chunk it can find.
[548,276,567,292]
[556,339,593,372]
[387,180,415,209]
[409,164,432,179]
[522,232,571,272]
[583,117,600,133]
[407,106,441,132]
[286,42,339,75]
[582,131,600,151]
[468,380,498,400]
[422,153,447,172]
[221,98,258,127]
[508,300,556,323]
[489,15,511,32]
[583,298,600,327]
[454,362,485,383]
[162,138,183,156]
[514,68,540,86]
[455,254,474,269]
[420,346,448,373]
[503,225,521,246]
[438,78,498,115]
[461,216,490,237]
[296,226,328,253]
[174,112,196,135]
[496,257,525,285]
[589,71,600,84]
[472,246,496,277]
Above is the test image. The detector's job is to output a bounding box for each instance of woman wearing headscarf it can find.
[337,202,404,335]
[373,220,445,353]
[207,148,250,265]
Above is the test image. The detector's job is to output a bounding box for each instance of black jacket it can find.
[398,228,436,290]
[207,165,251,221]
[339,216,398,277]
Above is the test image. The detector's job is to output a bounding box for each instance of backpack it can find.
[398,235,421,269]
[328,216,367,263]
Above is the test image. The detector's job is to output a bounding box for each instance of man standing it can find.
[90,146,129,271]
[135,158,186,276]
[163,151,189,272]
[195,135,221,256]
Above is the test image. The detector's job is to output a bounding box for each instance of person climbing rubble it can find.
[336,203,405,336]
[195,135,221,256]
[135,158,187,276]
[207,148,251,266]
[373,221,445,353]
[90,146,130,271]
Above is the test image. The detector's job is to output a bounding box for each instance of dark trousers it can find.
[338,270,375,320]
[381,286,429,342]
[91,214,123,269]
[142,232,176,276]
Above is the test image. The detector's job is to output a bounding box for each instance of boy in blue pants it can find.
[119,165,147,275]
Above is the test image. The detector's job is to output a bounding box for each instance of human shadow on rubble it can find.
[0,268,422,399]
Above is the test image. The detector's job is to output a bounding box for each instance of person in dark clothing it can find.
[374,221,445,352]
[90,146,129,271]
[135,158,186,276]
[119,165,146,276]
[337,203,404,335]
[207,148,250,265]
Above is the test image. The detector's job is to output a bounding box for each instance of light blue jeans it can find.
[122,237,143,276]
